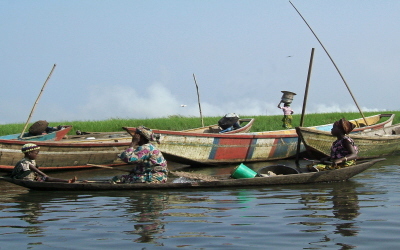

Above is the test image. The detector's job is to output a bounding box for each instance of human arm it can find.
[332,139,358,165]
[128,133,141,149]
[119,137,150,164]
[277,101,282,108]
[29,164,48,178]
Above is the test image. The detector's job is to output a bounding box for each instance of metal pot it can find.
[280,91,296,104]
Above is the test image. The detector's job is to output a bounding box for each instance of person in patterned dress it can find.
[111,126,168,184]
[277,102,294,129]
[308,118,359,172]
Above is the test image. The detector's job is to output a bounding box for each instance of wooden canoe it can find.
[0,158,385,191]
[179,118,254,134]
[0,120,254,172]
[64,118,254,141]
[296,123,400,159]
[0,126,72,141]
[122,114,394,165]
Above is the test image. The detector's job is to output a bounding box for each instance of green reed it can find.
[1,111,399,136]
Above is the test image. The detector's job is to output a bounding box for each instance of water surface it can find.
[1,155,399,249]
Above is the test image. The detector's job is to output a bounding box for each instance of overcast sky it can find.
[1,0,399,124]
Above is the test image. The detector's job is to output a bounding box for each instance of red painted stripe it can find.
[268,138,279,158]
[213,138,252,160]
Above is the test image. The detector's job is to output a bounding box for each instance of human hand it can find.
[332,159,343,166]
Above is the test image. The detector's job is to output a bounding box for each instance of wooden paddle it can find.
[87,164,218,182]
[303,158,333,165]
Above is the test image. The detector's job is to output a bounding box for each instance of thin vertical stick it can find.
[19,64,57,138]
[192,73,204,127]
[289,1,368,125]
[296,48,315,166]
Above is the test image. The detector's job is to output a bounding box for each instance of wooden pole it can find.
[289,1,368,125]
[19,64,57,138]
[192,73,204,127]
[295,48,315,166]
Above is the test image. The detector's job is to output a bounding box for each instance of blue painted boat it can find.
[0,126,72,141]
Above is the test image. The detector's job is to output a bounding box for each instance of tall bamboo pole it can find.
[295,48,315,166]
[19,64,57,138]
[289,1,368,125]
[192,73,204,127]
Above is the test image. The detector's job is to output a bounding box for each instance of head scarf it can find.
[334,118,356,134]
[136,126,160,144]
[21,143,40,153]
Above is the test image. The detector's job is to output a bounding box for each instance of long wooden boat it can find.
[296,122,400,159]
[181,118,254,134]
[64,118,254,141]
[123,114,394,165]
[0,126,72,141]
[0,158,385,191]
[0,119,254,172]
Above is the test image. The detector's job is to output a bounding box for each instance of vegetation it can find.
[1,111,399,136]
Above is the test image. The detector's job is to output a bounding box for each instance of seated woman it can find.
[308,118,359,171]
[111,126,168,184]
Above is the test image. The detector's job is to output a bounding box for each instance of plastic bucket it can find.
[231,163,258,179]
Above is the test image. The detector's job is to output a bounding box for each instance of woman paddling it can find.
[308,118,359,171]
[111,126,168,184]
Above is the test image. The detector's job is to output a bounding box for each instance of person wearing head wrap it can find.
[11,143,77,183]
[308,118,359,172]
[277,102,294,129]
[112,126,168,184]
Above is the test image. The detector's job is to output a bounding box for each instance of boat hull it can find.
[296,123,400,159]
[0,120,254,171]
[0,126,72,141]
[0,115,393,171]
[1,159,385,191]
[124,114,394,165]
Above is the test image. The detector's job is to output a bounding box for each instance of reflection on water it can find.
[126,192,168,244]
[298,181,361,246]
[0,155,399,249]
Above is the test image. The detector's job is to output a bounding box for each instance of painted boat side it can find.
[123,114,394,165]
[0,114,393,170]
[0,126,72,141]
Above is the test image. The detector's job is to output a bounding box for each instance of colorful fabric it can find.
[279,106,294,115]
[307,135,359,172]
[136,126,160,144]
[330,136,359,159]
[282,115,293,129]
[11,158,39,181]
[308,159,357,172]
[21,143,40,153]
[113,143,168,183]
